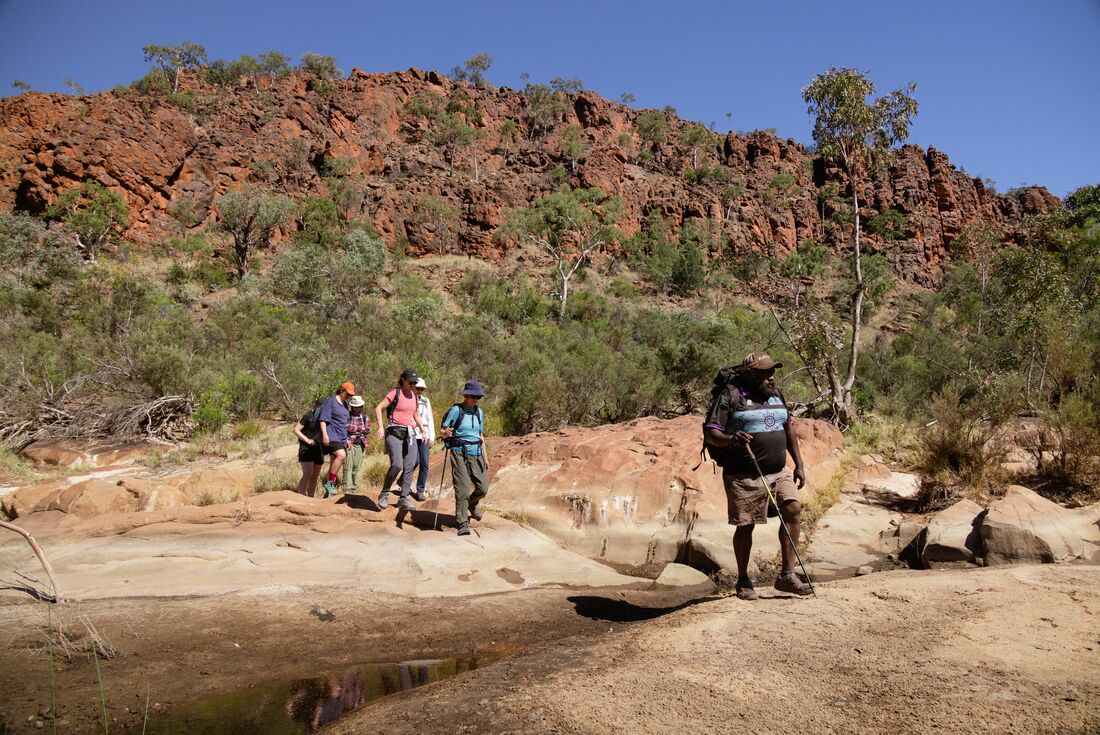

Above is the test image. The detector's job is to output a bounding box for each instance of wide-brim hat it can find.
[462,380,486,397]
[348,395,365,408]
[740,352,782,371]
[415,378,427,389]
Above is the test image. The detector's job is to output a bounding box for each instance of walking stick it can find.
[432,447,450,531]
[745,446,816,597]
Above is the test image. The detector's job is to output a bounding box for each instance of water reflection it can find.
[153,656,486,734]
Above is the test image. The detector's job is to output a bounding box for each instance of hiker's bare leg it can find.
[779,499,802,575]
[733,524,754,579]
[297,463,322,496]
[328,449,346,479]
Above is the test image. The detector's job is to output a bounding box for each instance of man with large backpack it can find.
[703,353,812,600]
[440,380,489,537]
[374,368,428,511]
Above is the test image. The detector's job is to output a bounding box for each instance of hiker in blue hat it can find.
[439,380,489,536]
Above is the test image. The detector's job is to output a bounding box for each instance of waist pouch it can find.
[386,425,411,440]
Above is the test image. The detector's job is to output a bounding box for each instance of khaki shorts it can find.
[722,469,799,526]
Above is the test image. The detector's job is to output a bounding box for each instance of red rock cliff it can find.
[0,68,1059,285]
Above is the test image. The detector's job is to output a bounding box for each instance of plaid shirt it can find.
[347,414,371,447]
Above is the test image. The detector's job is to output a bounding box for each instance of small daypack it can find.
[302,403,324,443]
[443,404,482,448]
[386,385,407,423]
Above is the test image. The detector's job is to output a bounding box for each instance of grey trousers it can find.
[450,449,488,525]
[381,430,419,499]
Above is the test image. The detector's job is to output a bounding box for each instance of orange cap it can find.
[340,381,356,396]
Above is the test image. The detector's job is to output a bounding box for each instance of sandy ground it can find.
[2,561,1097,734]
[326,564,1100,735]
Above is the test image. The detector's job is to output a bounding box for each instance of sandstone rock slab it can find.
[858,472,920,507]
[652,563,715,594]
[980,486,1085,564]
[923,499,983,563]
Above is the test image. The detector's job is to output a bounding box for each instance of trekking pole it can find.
[432,448,449,532]
[745,446,816,598]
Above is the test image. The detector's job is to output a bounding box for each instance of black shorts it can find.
[298,441,323,465]
[322,441,347,456]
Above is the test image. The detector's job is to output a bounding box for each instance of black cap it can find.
[400,368,419,384]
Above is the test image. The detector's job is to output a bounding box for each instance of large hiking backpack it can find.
[697,366,742,469]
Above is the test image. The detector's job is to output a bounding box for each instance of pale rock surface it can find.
[0,493,646,600]
[652,563,716,593]
[807,498,902,580]
[858,471,920,507]
[980,486,1086,564]
[923,499,983,563]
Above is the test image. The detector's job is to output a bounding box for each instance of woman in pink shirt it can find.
[374,368,427,511]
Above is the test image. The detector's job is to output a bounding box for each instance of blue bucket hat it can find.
[462,380,486,397]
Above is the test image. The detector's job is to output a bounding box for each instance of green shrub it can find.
[165,92,195,110]
[770,173,797,192]
[191,259,230,291]
[194,388,231,434]
[670,242,705,296]
[867,208,907,240]
[636,111,667,145]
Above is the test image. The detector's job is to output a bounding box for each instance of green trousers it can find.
[450,449,488,525]
[342,444,365,491]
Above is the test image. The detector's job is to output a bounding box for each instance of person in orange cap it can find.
[319,381,356,498]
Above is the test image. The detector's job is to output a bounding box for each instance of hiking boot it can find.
[399,497,416,512]
[457,523,471,536]
[469,506,483,521]
[322,480,338,498]
[377,492,389,510]
[413,491,427,502]
[774,572,814,596]
[735,579,759,601]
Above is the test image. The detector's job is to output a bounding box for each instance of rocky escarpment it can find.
[0,68,1059,284]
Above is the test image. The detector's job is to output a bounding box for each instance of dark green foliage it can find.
[779,242,830,279]
[299,52,340,79]
[295,197,341,248]
[520,78,566,139]
[867,208,906,240]
[683,164,728,183]
[1064,183,1100,228]
[636,111,667,145]
[626,214,714,295]
[550,77,584,94]
[203,51,288,87]
[214,186,294,278]
[44,181,128,262]
[0,212,81,287]
[142,41,207,93]
[451,54,493,86]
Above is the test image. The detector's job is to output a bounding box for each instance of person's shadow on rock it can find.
[395,507,457,532]
[336,494,379,511]
[567,594,719,623]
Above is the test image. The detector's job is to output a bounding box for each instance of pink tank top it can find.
[385,388,418,427]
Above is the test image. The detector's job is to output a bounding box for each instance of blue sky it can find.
[1,0,1097,197]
